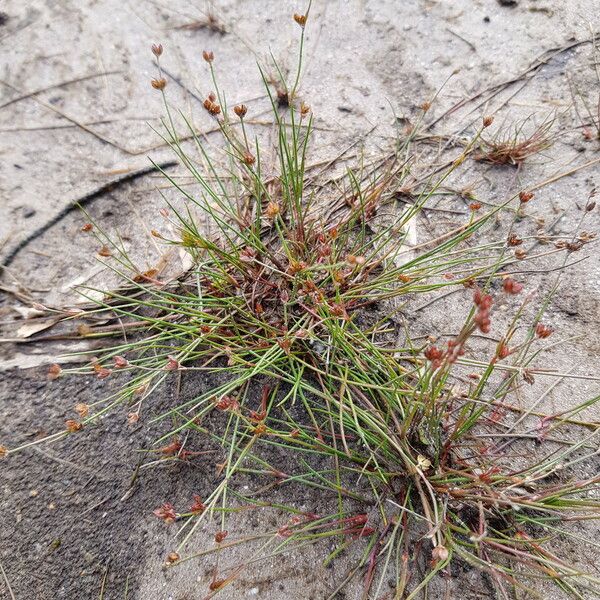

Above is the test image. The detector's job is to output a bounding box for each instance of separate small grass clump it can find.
[5,10,600,600]
[475,116,554,166]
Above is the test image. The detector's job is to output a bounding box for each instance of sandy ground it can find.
[1,0,600,598]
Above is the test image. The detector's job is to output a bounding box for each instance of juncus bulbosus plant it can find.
[5,7,600,598]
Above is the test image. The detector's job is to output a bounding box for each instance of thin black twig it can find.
[1,162,177,270]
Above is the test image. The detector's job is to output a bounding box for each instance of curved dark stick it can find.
[1,161,178,271]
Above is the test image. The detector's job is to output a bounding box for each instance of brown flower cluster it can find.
[473,288,493,334]
[203,92,221,115]
[153,502,177,523]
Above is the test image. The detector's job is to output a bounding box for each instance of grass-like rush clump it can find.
[6,11,600,600]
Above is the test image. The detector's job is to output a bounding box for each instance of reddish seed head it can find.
[300,102,310,116]
[113,355,128,368]
[0,446,7,459]
[473,289,493,333]
[48,363,62,380]
[98,245,111,257]
[277,337,292,355]
[190,495,206,514]
[519,191,534,203]
[480,294,493,309]
[242,151,255,165]
[215,530,228,543]
[165,356,180,371]
[475,310,490,322]
[203,96,221,115]
[347,254,366,267]
[133,383,148,397]
[288,260,306,274]
[216,395,232,410]
[153,502,177,524]
[424,345,444,370]
[95,366,111,379]
[159,439,182,456]
[329,302,348,319]
[473,289,493,310]
[81,222,93,232]
[469,202,482,211]
[535,323,554,338]
[74,403,89,418]
[432,545,449,562]
[502,277,523,294]
[507,233,522,246]
[151,78,167,90]
[202,50,214,63]
[151,43,163,57]
[424,345,443,362]
[482,115,494,128]
[293,13,307,27]
[166,552,180,564]
[277,525,293,538]
[233,104,247,118]
[65,419,82,433]
[253,422,267,437]
[265,201,280,219]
